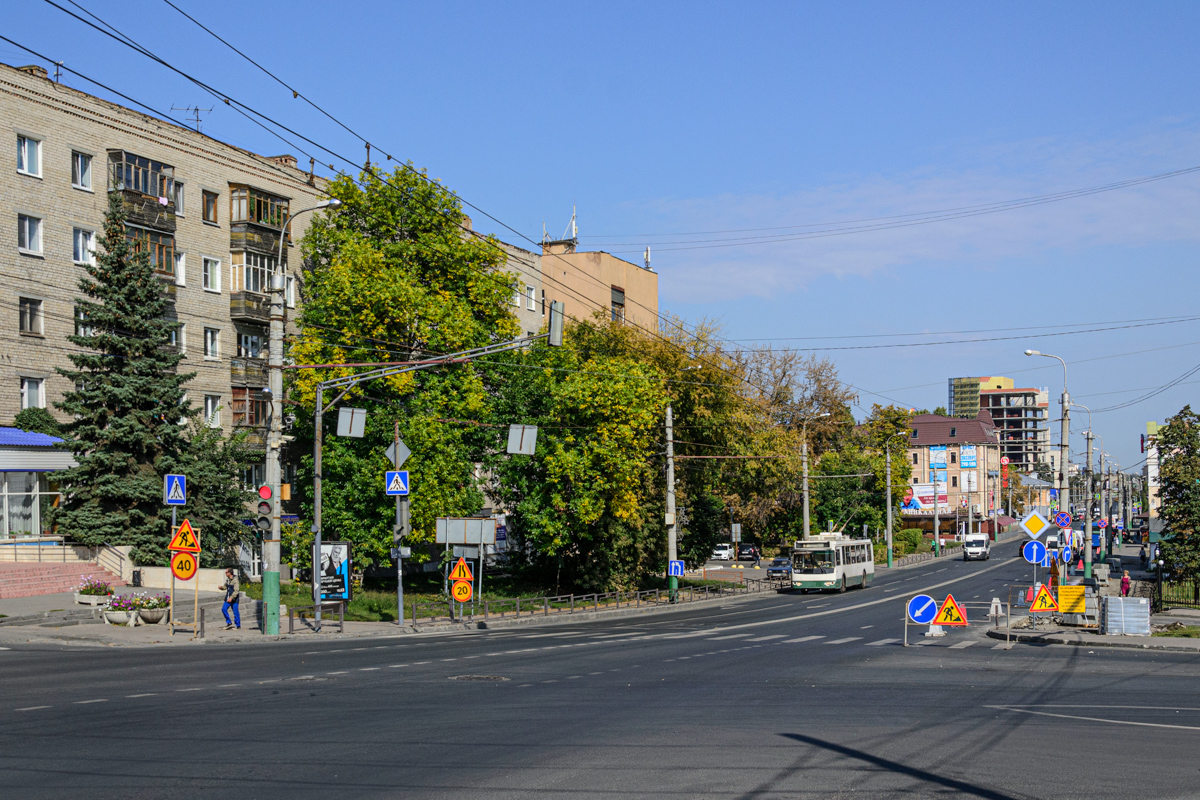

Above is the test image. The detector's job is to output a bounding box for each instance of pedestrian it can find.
[1120,570,1132,598]
[1139,545,1147,569]
[221,568,241,630]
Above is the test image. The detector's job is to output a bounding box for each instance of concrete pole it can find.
[262,267,284,636]
[802,435,811,540]
[886,446,893,568]
[666,404,677,599]
[1060,389,1071,520]
[313,385,324,631]
[1084,431,1094,579]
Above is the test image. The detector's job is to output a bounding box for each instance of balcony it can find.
[230,292,269,323]
[230,357,268,387]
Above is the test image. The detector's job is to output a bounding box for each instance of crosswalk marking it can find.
[782,635,824,643]
[746,635,787,642]
[865,638,900,646]
[948,640,976,649]
[825,637,863,645]
[992,643,1010,650]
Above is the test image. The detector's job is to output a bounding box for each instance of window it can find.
[541,289,546,316]
[107,151,174,198]
[71,151,92,190]
[18,298,42,335]
[950,452,957,464]
[202,257,220,292]
[229,185,289,229]
[72,228,95,265]
[203,395,221,428]
[167,322,186,354]
[912,453,918,465]
[911,428,918,438]
[20,378,44,410]
[238,333,263,358]
[232,252,276,294]
[16,136,40,177]
[949,427,957,438]
[174,252,186,285]
[512,287,521,307]
[611,286,625,322]
[285,275,296,308]
[126,227,176,275]
[525,285,536,311]
[203,327,219,359]
[173,181,185,214]
[18,214,42,254]
[74,306,93,338]
[1,471,62,538]
[232,387,268,428]
[952,476,958,488]
[202,190,218,224]
[242,462,265,489]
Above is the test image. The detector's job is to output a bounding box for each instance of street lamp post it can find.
[1025,350,1070,523]
[884,431,909,569]
[263,198,341,636]
[801,412,830,539]
[1072,402,1095,579]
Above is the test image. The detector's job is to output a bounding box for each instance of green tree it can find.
[1158,406,1200,590]
[13,407,61,436]
[52,193,194,565]
[181,420,260,567]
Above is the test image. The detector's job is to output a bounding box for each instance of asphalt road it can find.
[2,538,1197,799]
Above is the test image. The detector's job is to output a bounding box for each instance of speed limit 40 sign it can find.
[171,551,198,581]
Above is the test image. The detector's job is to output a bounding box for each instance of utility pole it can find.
[932,472,941,557]
[393,421,407,627]
[801,412,829,539]
[1084,430,1094,579]
[666,404,678,600]
[885,444,894,568]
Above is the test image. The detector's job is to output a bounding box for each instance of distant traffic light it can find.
[256,485,272,533]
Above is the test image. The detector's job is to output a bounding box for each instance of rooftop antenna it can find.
[171,105,212,132]
[542,221,549,244]
[561,205,577,243]
[54,61,62,83]
[643,246,651,271]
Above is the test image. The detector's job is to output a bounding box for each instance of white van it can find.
[963,534,991,561]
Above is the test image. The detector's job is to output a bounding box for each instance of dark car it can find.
[737,544,760,561]
[765,557,792,578]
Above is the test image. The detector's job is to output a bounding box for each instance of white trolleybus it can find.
[790,532,874,593]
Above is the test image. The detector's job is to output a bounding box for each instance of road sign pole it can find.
[666,404,678,602]
[169,507,176,635]
[394,422,404,628]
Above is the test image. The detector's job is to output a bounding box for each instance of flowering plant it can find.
[77,575,113,596]
[136,593,170,610]
[106,594,139,611]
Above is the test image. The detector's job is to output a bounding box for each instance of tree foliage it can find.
[1158,406,1200,584]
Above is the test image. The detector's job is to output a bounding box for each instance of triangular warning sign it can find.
[167,477,185,502]
[934,594,968,626]
[167,519,201,553]
[448,557,473,582]
[1030,584,1059,613]
[387,473,407,493]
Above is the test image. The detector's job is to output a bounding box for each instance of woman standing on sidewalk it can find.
[1121,570,1132,597]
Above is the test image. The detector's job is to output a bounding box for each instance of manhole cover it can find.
[448,675,509,682]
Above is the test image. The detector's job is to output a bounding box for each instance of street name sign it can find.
[448,557,474,582]
[1031,584,1059,613]
[667,560,685,578]
[163,474,186,506]
[167,519,201,553]
[1054,511,1072,529]
[1021,510,1051,539]
[385,470,410,496]
[934,594,968,626]
[451,580,473,603]
[170,551,198,581]
[907,594,938,624]
[1022,540,1047,564]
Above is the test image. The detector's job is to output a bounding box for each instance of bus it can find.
[791,532,875,593]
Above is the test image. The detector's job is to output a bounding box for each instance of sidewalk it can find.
[987,625,1200,653]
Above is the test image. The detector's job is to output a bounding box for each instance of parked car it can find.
[765,557,792,578]
[737,544,761,561]
[711,543,735,561]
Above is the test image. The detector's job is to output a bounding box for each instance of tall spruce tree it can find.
[53,192,195,564]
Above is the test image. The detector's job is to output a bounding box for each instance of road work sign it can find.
[908,594,938,624]
[170,551,198,581]
[448,557,474,582]
[451,580,473,603]
[1059,585,1086,614]
[1031,584,1059,612]
[1021,510,1051,539]
[934,594,968,626]
[167,519,201,553]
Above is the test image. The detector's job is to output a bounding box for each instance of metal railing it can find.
[288,601,346,634]
[93,543,129,578]
[409,577,783,627]
[0,535,67,562]
[1159,580,1200,611]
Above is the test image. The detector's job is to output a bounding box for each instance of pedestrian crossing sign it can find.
[163,474,186,506]
[1031,584,1059,612]
[167,519,201,553]
[448,557,473,582]
[384,470,410,496]
[934,594,968,626]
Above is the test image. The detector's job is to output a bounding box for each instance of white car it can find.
[963,535,991,561]
[711,543,734,561]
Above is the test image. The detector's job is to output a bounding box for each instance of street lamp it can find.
[884,431,909,569]
[1071,402,1095,579]
[801,412,830,539]
[1025,350,1070,524]
[262,197,342,636]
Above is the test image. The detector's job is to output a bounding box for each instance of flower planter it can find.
[103,609,136,626]
[74,593,111,606]
[138,608,168,625]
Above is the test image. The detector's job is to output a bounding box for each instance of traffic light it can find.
[256,485,272,534]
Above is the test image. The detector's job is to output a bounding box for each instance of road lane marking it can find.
[825,637,862,645]
[949,641,976,649]
[360,667,380,671]
[782,636,824,643]
[326,671,348,675]
[746,635,787,642]
[860,625,874,629]
[74,699,108,704]
[388,664,409,668]
[866,639,900,646]
[176,688,202,692]
[707,634,753,640]
[16,706,50,711]
[986,705,1200,731]
[126,693,157,697]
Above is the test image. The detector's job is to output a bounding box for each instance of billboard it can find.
[929,446,948,468]
[316,541,352,602]
[960,445,977,468]
[901,483,950,515]
[929,469,947,484]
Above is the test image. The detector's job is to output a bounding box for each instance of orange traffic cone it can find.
[1026,586,1035,603]
[1078,559,1084,571]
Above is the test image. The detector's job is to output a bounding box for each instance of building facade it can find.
[1,62,329,502]
[949,375,1049,469]
[902,412,1005,536]
[541,238,659,332]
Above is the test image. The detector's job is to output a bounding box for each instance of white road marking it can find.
[866,639,900,646]
[884,587,897,592]
[992,643,1009,650]
[16,706,50,711]
[176,688,202,692]
[825,637,862,645]
[746,635,787,642]
[986,705,1200,731]
[707,634,753,640]
[326,671,348,675]
[388,664,409,668]
[860,625,874,629]
[126,693,157,697]
[949,641,976,649]
[74,699,107,704]
[360,667,380,671]
[782,636,825,643]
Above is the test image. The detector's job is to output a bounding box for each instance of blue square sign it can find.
[163,474,186,506]
[385,470,409,496]
[667,559,685,577]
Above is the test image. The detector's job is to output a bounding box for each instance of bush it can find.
[898,529,925,550]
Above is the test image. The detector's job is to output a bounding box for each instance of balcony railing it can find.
[230,357,268,386]
[230,292,269,323]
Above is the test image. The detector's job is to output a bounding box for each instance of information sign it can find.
[385,470,410,496]
[934,594,968,626]
[317,541,353,602]
[1059,585,1086,614]
[451,580,473,603]
[163,474,187,506]
[667,560,685,578]
[907,594,938,624]
[167,519,201,553]
[170,550,198,582]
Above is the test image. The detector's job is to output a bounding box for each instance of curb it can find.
[985,627,1200,653]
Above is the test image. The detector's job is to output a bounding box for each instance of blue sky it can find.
[11,0,1200,469]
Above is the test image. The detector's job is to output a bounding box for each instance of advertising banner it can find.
[966,471,978,492]
[901,483,950,515]
[316,541,352,602]
[929,445,948,468]
[960,445,977,468]
[929,469,947,484]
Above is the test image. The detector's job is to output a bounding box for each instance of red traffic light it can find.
[259,485,272,500]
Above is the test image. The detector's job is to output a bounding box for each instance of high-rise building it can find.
[948,376,1049,469]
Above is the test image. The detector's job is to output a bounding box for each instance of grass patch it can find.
[1153,625,1200,638]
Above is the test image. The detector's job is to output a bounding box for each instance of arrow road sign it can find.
[1022,540,1047,564]
[667,560,685,578]
[908,594,938,624]
[384,470,409,496]
[163,474,186,506]
[1061,545,1073,564]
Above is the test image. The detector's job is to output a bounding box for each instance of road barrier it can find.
[288,601,345,634]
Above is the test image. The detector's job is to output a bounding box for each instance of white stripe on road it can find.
[825,637,862,645]
[949,641,976,649]
[707,634,753,640]
[782,636,824,643]
[74,699,107,704]
[16,706,50,711]
[866,638,900,646]
[746,635,787,642]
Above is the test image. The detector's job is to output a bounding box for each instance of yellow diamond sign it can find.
[1021,510,1051,540]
